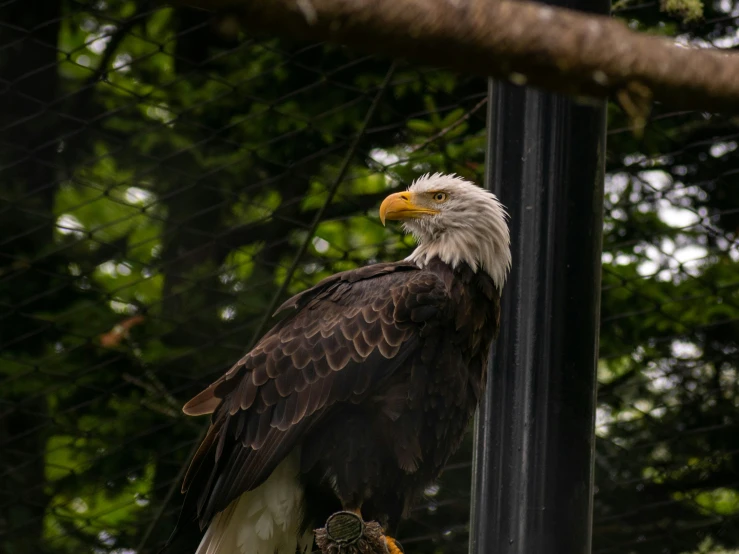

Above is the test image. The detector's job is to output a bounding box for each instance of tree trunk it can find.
[0,1,62,552]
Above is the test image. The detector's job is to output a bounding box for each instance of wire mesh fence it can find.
[0,1,737,554]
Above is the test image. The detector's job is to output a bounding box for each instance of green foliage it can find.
[1,1,738,553]
[661,0,704,22]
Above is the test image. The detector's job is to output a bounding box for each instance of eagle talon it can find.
[384,536,404,554]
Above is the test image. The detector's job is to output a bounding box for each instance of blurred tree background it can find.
[0,1,737,553]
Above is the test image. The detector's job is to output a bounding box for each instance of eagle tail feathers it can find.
[193,453,310,554]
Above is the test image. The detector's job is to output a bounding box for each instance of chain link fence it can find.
[593,7,739,552]
[1,1,737,553]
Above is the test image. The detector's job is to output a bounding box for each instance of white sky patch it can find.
[721,367,737,393]
[638,169,670,191]
[219,306,236,321]
[656,198,700,228]
[638,172,700,225]
[86,26,115,55]
[312,236,330,253]
[671,340,702,359]
[70,498,88,513]
[113,53,132,72]
[710,140,737,158]
[609,207,626,222]
[125,187,154,205]
[304,262,320,274]
[633,399,652,413]
[98,261,117,276]
[98,531,115,547]
[676,17,739,48]
[56,214,85,237]
[81,17,97,32]
[424,484,440,497]
[116,263,132,276]
[97,261,132,279]
[645,363,680,394]
[595,406,612,435]
[604,170,718,281]
[623,153,646,167]
[145,105,175,125]
[615,408,639,423]
[109,299,133,314]
[369,148,400,168]
[673,244,708,273]
[605,172,628,198]
[606,170,702,229]
[712,31,739,49]
[636,237,708,280]
[716,235,739,261]
[613,253,637,266]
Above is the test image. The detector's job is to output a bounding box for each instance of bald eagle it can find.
[167,173,511,554]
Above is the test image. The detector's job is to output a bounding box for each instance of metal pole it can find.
[469,5,608,552]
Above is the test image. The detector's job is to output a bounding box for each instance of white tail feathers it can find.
[194,452,313,554]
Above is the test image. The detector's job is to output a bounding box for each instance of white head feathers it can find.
[399,173,511,290]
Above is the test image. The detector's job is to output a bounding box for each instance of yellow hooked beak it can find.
[379,192,440,226]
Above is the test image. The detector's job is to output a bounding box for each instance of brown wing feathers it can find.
[179,263,449,528]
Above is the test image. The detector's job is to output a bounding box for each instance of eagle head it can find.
[379,173,511,290]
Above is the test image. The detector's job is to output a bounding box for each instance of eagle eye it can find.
[432,192,448,203]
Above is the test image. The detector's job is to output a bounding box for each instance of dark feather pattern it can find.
[172,257,500,539]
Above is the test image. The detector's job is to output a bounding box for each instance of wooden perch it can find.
[314,511,395,554]
[173,0,739,114]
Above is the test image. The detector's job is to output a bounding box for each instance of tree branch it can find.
[174,0,739,113]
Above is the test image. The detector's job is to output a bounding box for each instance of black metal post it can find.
[469,11,608,554]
